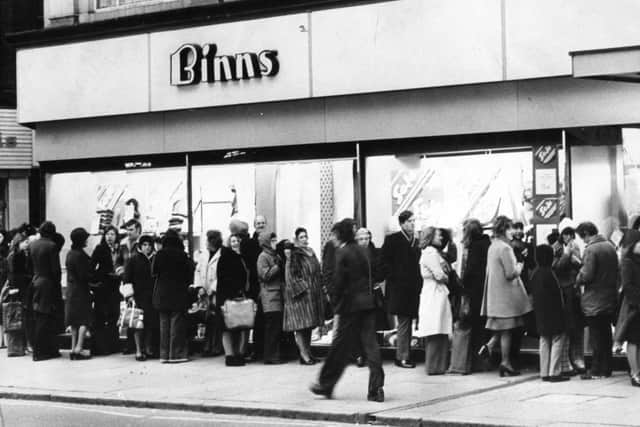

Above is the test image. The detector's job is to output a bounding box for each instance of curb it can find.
[0,391,369,425]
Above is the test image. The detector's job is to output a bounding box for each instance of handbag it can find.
[117,299,144,337]
[2,301,24,332]
[221,297,257,330]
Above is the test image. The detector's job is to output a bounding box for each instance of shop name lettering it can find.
[170,43,279,86]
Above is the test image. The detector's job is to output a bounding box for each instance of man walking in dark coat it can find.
[381,210,422,368]
[30,221,63,361]
[576,221,618,380]
[310,218,385,402]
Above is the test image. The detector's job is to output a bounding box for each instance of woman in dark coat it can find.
[531,245,568,381]
[619,230,640,387]
[65,228,93,360]
[218,232,249,366]
[124,235,158,361]
[284,227,325,365]
[29,221,63,361]
[460,219,491,371]
[152,229,194,363]
[90,225,122,355]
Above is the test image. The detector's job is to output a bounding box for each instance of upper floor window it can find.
[96,0,168,8]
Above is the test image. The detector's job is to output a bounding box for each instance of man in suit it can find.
[381,210,422,368]
[310,218,385,402]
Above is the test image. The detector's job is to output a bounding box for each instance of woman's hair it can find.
[70,228,90,250]
[275,239,292,260]
[560,227,575,240]
[439,228,451,249]
[101,225,119,246]
[295,227,307,239]
[138,235,154,247]
[492,215,513,237]
[535,244,554,268]
[9,233,27,255]
[420,226,437,249]
[206,230,223,250]
[462,218,483,246]
[334,218,356,243]
[38,221,57,239]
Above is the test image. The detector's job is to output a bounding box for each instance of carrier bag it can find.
[221,298,257,330]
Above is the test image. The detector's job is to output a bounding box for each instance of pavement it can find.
[0,348,638,427]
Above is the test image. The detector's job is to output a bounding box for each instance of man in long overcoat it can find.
[381,210,422,368]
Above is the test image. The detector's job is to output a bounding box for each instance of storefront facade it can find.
[12,0,640,254]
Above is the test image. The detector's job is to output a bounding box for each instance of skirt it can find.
[485,315,525,331]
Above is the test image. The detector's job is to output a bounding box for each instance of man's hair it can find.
[535,244,554,268]
[38,221,57,238]
[335,218,356,243]
[124,219,142,232]
[513,222,524,230]
[576,222,598,239]
[398,210,414,225]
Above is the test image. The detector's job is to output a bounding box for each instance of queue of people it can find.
[2,208,640,404]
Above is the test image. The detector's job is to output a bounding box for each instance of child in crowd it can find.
[531,244,570,382]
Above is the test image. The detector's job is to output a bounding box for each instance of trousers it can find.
[318,310,384,395]
[263,311,283,362]
[585,314,613,376]
[396,315,412,361]
[159,311,188,361]
[539,334,565,377]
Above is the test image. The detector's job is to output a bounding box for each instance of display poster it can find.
[390,152,533,237]
[531,145,561,225]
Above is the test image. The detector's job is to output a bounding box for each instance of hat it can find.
[138,235,154,246]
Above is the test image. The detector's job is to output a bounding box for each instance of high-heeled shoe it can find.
[499,364,520,377]
[299,356,316,365]
[631,375,640,387]
[69,352,77,360]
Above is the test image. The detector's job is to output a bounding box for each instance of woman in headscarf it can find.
[284,228,325,365]
[65,228,93,360]
[256,232,285,364]
[415,226,453,375]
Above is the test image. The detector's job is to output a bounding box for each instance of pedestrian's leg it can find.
[558,331,572,374]
[75,325,87,354]
[295,328,312,362]
[395,315,412,362]
[317,313,356,393]
[171,311,188,361]
[550,334,565,377]
[500,330,513,369]
[70,326,78,354]
[570,326,586,370]
[601,315,613,376]
[263,311,282,362]
[360,310,385,398]
[585,316,602,376]
[134,329,144,358]
[539,336,550,378]
[627,343,639,377]
[159,312,170,362]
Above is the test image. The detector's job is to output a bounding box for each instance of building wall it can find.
[33,77,640,162]
[18,0,640,124]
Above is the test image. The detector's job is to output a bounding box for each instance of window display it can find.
[365,151,535,248]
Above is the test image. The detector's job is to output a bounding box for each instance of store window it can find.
[191,159,355,257]
[96,0,172,9]
[46,167,188,261]
[365,151,540,249]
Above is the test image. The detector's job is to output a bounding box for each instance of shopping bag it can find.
[117,300,144,336]
[119,283,134,299]
[221,298,257,330]
[2,301,24,332]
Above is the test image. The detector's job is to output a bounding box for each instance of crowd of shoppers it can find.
[3,208,640,404]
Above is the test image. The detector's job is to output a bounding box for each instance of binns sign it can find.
[170,43,279,86]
